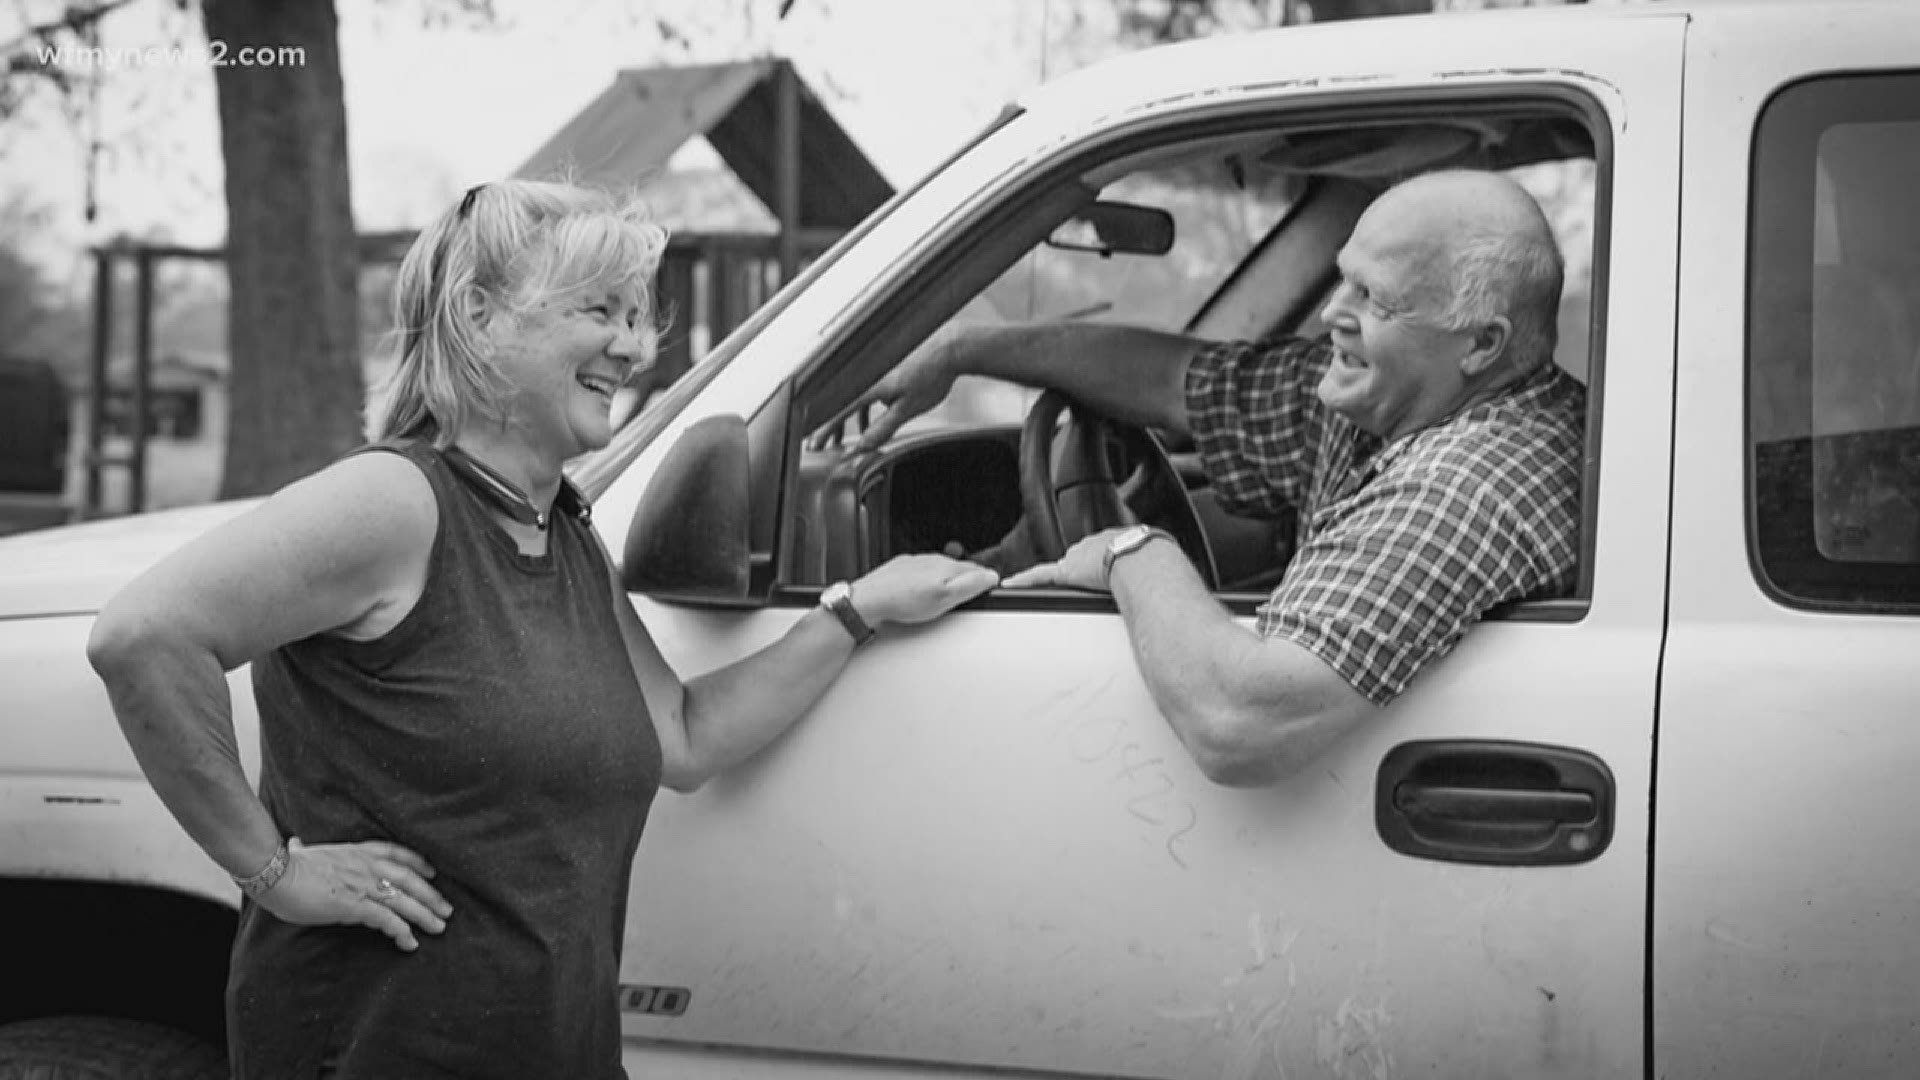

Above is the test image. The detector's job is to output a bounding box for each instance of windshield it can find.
[888,153,1303,439]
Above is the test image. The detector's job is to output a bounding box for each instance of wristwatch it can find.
[1102,525,1175,587]
[820,580,876,646]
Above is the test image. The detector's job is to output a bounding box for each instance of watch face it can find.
[1110,525,1152,553]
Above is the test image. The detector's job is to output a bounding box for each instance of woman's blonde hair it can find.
[368,179,670,446]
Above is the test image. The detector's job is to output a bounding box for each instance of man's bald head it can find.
[1357,169,1566,372]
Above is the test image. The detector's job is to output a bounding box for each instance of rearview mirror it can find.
[1046,201,1175,257]
[622,413,754,601]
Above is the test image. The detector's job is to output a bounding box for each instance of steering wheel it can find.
[1017,389,1219,589]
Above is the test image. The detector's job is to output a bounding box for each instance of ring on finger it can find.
[373,877,399,900]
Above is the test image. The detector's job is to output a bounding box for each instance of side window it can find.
[1294,158,1596,385]
[788,103,1602,609]
[1750,72,1920,608]
[891,156,1305,439]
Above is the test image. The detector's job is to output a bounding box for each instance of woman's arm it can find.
[596,546,997,792]
[86,452,452,949]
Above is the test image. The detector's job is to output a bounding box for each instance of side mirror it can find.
[1046,201,1176,258]
[622,413,753,600]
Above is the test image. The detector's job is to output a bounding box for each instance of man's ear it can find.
[1459,315,1512,378]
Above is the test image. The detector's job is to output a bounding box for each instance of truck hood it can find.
[0,501,260,618]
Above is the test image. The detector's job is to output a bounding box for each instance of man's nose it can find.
[1320,285,1358,329]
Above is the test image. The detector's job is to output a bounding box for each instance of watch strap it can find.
[1102,527,1175,587]
[822,583,876,645]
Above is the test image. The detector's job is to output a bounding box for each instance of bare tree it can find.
[4,0,826,501]
[196,0,361,495]
[204,0,493,496]
[3,0,368,496]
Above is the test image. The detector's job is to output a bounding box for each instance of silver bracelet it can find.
[234,838,291,901]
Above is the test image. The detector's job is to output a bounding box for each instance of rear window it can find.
[1749,71,1920,610]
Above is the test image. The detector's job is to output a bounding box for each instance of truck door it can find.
[1657,7,1920,1075]
[594,13,1684,1079]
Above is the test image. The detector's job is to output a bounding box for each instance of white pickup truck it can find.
[4,2,1918,1077]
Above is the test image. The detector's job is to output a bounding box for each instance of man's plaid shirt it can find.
[1185,335,1586,705]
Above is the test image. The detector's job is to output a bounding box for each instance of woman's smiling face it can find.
[488,282,652,461]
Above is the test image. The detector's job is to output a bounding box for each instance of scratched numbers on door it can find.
[1040,678,1200,868]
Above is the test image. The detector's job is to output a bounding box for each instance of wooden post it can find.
[83,250,113,518]
[131,249,154,513]
[652,247,698,393]
[776,59,802,284]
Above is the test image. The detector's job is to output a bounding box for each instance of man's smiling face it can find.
[1315,194,1479,442]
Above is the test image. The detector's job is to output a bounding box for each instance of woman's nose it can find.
[609,324,653,364]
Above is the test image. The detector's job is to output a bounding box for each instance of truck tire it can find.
[0,1017,225,1080]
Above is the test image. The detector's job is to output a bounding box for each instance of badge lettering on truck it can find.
[619,985,690,1017]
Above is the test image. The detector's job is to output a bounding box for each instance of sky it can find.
[2,0,1620,290]
[3,0,1115,290]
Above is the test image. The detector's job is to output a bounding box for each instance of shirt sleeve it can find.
[1254,465,1549,705]
[1184,335,1334,519]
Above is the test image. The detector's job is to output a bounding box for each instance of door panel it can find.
[620,614,1654,1079]
[1657,13,1920,1077]
[609,20,1683,1079]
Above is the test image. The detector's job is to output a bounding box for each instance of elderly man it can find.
[856,169,1584,786]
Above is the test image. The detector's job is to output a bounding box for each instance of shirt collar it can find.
[1379,362,1571,464]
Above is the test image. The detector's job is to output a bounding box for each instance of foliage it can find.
[4,0,834,507]
[1,1,141,119]
[1109,0,1583,41]
[1113,0,1431,42]
[0,198,88,377]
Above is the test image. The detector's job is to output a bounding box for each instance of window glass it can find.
[1299,158,1596,384]
[1750,73,1920,608]
[895,158,1302,440]
[793,109,1600,607]
[1508,159,1596,385]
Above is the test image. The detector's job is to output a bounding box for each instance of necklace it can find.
[441,445,589,531]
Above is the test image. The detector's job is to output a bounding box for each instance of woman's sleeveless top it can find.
[229,440,661,1079]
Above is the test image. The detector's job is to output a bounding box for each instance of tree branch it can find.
[1,0,145,116]
[0,0,144,59]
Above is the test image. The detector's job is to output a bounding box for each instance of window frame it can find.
[775,85,1614,625]
[1745,69,1920,613]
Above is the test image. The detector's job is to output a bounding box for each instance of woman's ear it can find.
[462,285,493,333]
[1459,315,1513,379]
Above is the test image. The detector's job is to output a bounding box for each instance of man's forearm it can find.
[947,323,1200,436]
[1104,541,1251,756]
[1107,542,1376,785]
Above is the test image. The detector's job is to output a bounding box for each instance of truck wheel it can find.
[0,1016,226,1080]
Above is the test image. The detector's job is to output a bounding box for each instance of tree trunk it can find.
[204,0,361,498]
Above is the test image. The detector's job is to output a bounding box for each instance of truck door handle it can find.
[1394,784,1594,823]
[1376,740,1614,867]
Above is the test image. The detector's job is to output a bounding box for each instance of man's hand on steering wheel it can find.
[854,341,959,453]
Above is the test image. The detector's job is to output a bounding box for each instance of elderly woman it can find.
[85,180,999,1078]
